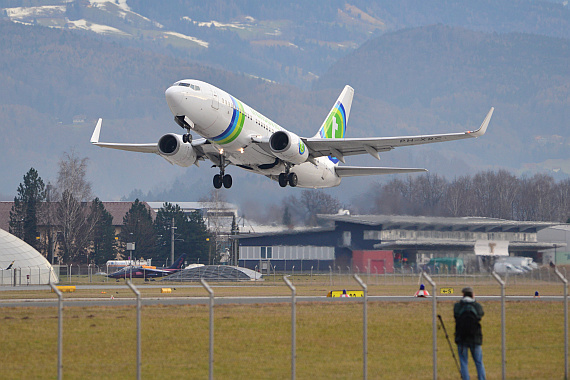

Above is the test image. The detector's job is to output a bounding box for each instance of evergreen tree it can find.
[120,199,156,261]
[9,168,45,249]
[90,198,116,264]
[154,202,188,265]
[154,203,211,265]
[186,210,211,264]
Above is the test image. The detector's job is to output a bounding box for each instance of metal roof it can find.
[229,226,334,240]
[317,214,562,233]
[374,240,562,251]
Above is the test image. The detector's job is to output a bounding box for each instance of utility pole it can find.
[170,217,176,264]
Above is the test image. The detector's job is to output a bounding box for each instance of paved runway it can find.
[0,294,564,308]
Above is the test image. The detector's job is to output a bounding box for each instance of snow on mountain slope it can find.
[67,19,130,36]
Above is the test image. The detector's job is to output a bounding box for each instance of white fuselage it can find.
[164,80,341,188]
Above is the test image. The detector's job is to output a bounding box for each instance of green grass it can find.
[0,299,567,379]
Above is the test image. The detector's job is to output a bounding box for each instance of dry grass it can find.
[0,299,567,379]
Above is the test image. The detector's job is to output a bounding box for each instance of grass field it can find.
[0,277,568,379]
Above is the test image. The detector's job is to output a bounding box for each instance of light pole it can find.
[170,217,176,265]
[207,237,211,265]
[127,235,135,282]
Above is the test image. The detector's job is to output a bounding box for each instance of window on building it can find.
[260,246,272,259]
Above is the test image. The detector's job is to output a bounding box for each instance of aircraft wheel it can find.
[213,174,223,189]
[223,174,233,188]
[182,134,188,143]
[288,172,298,187]
[278,173,288,187]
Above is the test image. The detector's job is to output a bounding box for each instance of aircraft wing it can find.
[141,267,172,275]
[90,119,213,161]
[335,166,427,177]
[91,119,158,153]
[303,108,494,163]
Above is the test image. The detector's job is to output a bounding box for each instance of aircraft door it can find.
[211,89,219,110]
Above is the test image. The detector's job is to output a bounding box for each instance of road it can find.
[0,293,564,308]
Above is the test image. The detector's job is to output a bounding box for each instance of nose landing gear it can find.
[175,115,193,143]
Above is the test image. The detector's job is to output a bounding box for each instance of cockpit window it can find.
[177,82,200,91]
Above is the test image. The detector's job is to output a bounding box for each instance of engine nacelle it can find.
[269,131,309,165]
[157,134,197,167]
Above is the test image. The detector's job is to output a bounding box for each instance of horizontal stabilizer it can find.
[335,166,427,177]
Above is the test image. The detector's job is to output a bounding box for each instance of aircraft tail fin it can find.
[314,85,354,139]
[5,260,14,270]
[169,254,187,269]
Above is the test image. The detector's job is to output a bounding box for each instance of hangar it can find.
[233,214,563,273]
[0,228,58,285]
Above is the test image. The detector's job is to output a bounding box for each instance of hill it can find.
[1,21,570,209]
[315,25,570,172]
[0,21,338,202]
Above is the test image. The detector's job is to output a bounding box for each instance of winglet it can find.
[469,107,494,137]
[91,118,102,144]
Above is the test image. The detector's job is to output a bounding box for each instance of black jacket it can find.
[454,297,484,345]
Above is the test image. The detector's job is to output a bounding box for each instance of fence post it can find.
[354,274,368,380]
[420,271,437,380]
[283,276,296,380]
[201,279,214,380]
[492,271,506,380]
[49,283,63,380]
[126,281,141,380]
[554,268,569,380]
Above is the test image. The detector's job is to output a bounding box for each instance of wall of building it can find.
[352,250,394,274]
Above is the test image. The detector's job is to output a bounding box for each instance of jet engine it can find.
[269,131,309,165]
[157,134,197,167]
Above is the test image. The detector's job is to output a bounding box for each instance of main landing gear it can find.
[278,172,297,187]
[213,154,232,189]
[213,173,232,189]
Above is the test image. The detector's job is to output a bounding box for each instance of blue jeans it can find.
[457,344,486,380]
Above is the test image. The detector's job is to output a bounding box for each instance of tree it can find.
[54,151,97,263]
[300,190,342,226]
[9,168,45,250]
[120,199,156,261]
[90,198,117,265]
[57,190,98,263]
[185,210,210,264]
[55,150,92,201]
[154,202,188,264]
[282,206,293,228]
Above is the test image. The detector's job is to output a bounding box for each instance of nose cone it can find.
[165,86,185,116]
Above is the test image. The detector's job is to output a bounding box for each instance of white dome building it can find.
[0,228,58,285]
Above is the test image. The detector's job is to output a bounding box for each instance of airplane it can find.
[91,80,494,189]
[108,254,186,279]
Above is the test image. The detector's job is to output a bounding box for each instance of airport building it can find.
[0,228,58,285]
[233,214,564,273]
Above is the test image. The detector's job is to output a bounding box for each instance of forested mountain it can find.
[315,25,570,172]
[3,0,570,88]
[0,1,569,211]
